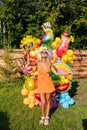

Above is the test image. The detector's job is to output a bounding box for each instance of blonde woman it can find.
[37,50,70,125]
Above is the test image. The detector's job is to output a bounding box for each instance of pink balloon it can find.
[35,94,41,101]
[38,101,42,107]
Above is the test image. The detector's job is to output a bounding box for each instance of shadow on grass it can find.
[82,119,87,130]
[0,112,10,130]
[69,80,79,97]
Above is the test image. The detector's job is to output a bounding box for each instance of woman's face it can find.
[41,51,48,58]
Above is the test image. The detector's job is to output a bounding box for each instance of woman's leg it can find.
[45,93,51,117]
[40,93,46,117]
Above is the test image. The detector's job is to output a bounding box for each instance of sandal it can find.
[39,117,45,124]
[44,116,50,125]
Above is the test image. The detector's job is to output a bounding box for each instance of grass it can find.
[0,78,87,130]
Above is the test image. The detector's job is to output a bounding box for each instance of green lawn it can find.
[0,78,87,130]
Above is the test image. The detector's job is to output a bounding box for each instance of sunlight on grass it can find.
[0,79,87,130]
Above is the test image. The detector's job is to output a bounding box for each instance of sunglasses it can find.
[41,51,48,54]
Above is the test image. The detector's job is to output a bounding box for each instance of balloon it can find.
[59,93,65,98]
[22,64,32,75]
[56,33,70,58]
[53,62,73,80]
[59,98,65,104]
[68,98,74,105]
[50,71,60,81]
[29,90,35,96]
[29,103,34,108]
[38,101,42,107]
[41,34,53,45]
[34,99,39,105]
[62,102,69,108]
[35,94,41,101]
[56,82,70,93]
[23,98,29,105]
[25,77,35,91]
[61,55,68,63]
[20,35,40,52]
[66,50,74,57]
[65,95,71,101]
[51,102,59,109]
[21,88,29,96]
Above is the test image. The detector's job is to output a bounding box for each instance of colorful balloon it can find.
[41,34,53,45]
[53,61,73,80]
[22,64,32,75]
[56,32,70,58]
[56,82,70,93]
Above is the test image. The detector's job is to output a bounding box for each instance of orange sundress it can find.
[37,63,55,93]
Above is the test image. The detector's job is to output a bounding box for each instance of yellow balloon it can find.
[25,77,35,91]
[68,56,73,61]
[23,98,29,105]
[61,55,68,63]
[29,90,35,96]
[21,88,29,96]
[34,99,39,105]
[55,37,60,43]
[29,103,34,108]
[66,50,74,57]
[72,55,76,60]
[64,79,69,84]
[51,41,57,48]
[69,60,74,64]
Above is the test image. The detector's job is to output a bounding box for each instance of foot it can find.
[44,116,50,125]
[39,117,45,124]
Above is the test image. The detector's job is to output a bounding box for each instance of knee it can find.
[46,99,50,105]
[41,100,46,106]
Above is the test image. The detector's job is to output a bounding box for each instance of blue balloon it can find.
[62,102,69,108]
[68,98,74,105]
[65,95,71,101]
[59,98,65,104]
[59,93,65,98]
[64,92,69,96]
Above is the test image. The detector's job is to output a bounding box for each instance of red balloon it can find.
[56,82,70,93]
[56,37,70,58]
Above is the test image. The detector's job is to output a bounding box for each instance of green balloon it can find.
[50,71,60,80]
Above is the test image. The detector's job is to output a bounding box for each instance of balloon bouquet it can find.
[20,22,75,109]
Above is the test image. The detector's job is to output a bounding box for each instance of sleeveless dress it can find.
[37,63,55,93]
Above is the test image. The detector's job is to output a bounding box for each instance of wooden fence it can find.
[72,50,87,78]
[0,49,87,79]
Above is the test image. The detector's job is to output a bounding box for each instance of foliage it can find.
[0,49,19,83]
[0,0,87,49]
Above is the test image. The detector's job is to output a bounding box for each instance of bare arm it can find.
[26,50,30,65]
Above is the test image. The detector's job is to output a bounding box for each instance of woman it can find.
[37,49,70,125]
[25,47,70,125]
